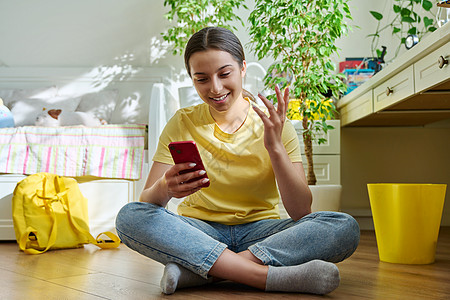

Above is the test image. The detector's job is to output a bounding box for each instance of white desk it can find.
[338,22,450,127]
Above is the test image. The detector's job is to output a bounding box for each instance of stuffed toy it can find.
[0,98,15,128]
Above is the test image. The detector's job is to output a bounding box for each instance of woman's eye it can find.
[196,78,207,82]
[221,72,231,77]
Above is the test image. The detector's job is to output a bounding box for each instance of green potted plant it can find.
[162,0,247,56]
[368,0,438,61]
[248,0,352,187]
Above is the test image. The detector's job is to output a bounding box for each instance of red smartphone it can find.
[168,141,210,188]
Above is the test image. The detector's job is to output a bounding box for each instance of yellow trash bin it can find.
[367,183,446,264]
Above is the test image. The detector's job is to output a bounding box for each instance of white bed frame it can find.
[0,66,170,240]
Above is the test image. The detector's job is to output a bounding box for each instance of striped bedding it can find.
[0,124,146,180]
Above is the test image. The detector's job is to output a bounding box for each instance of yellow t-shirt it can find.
[153,100,302,225]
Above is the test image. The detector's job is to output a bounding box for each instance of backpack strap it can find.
[19,202,59,255]
[18,175,61,254]
[56,176,121,249]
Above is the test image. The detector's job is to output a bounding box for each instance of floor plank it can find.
[0,269,104,300]
[49,273,162,300]
[1,228,449,299]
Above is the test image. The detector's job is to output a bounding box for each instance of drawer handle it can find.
[386,87,394,96]
[438,56,448,69]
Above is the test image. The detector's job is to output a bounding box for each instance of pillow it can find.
[110,94,140,124]
[75,90,118,122]
[10,96,81,126]
[5,86,58,111]
[10,86,58,103]
[0,89,16,107]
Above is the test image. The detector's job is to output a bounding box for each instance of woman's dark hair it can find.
[184,27,245,77]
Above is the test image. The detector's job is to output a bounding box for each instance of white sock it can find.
[265,260,340,294]
[160,263,213,294]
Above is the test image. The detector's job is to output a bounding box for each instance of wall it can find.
[0,0,257,73]
[0,0,173,68]
[0,0,434,97]
[341,125,450,226]
[0,0,411,71]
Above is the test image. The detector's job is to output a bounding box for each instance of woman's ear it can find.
[241,60,247,78]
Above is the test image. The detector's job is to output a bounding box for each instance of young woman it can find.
[116,27,360,295]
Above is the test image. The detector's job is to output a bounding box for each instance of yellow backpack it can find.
[12,172,120,254]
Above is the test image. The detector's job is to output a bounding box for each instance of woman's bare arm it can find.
[252,86,312,220]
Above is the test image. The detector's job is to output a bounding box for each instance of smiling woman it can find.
[115,27,360,296]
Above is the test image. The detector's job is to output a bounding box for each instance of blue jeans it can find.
[116,202,360,279]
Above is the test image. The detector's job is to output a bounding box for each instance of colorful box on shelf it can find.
[344,69,375,95]
[339,58,365,73]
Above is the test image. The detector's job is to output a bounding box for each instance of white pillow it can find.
[0,89,16,107]
[76,90,118,122]
[10,96,81,126]
[11,86,58,101]
[5,86,58,110]
[110,94,140,124]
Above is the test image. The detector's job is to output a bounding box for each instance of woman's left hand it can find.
[252,85,290,150]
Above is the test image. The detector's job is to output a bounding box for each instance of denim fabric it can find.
[116,202,360,279]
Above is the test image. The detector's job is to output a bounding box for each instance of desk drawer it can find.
[415,41,450,93]
[340,90,373,126]
[374,65,414,111]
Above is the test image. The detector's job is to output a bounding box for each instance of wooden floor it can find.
[1,228,449,300]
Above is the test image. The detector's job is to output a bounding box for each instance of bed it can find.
[0,66,171,240]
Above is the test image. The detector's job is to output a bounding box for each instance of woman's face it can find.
[188,49,246,114]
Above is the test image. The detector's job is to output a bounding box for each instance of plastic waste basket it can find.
[367,183,446,264]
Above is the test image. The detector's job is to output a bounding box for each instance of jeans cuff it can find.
[248,244,275,266]
[198,242,227,279]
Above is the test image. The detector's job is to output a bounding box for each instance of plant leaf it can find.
[408,27,417,35]
[401,8,411,18]
[424,16,434,28]
[402,16,415,23]
[422,0,433,11]
[370,11,383,21]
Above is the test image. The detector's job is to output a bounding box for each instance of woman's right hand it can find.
[163,162,209,199]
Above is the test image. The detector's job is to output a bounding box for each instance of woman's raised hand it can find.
[252,85,290,150]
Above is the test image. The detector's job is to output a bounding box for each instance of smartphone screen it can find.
[168,141,210,188]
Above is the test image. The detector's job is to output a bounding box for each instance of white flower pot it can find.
[310,184,342,212]
[278,184,342,218]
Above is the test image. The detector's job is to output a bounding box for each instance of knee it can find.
[330,212,360,261]
[339,212,360,250]
[312,211,360,242]
[115,202,162,238]
[310,211,360,258]
[115,202,133,227]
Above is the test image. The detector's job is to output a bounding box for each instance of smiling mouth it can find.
[210,93,230,102]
